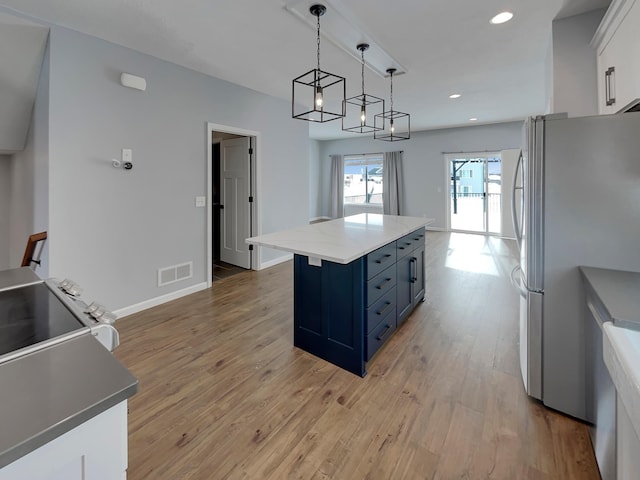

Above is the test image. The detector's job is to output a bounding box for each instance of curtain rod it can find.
[441,149,500,154]
[329,151,403,157]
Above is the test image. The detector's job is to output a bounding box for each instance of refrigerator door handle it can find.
[510,265,527,298]
[511,150,524,251]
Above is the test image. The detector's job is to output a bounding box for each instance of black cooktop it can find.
[0,283,85,358]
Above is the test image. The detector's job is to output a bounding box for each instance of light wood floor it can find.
[115,232,599,479]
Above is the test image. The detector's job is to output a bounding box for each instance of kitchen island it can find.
[247,214,433,376]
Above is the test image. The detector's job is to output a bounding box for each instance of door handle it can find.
[220,204,225,210]
[410,257,417,283]
[511,150,523,251]
[510,265,527,298]
[605,67,616,106]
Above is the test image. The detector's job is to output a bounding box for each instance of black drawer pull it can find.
[376,301,392,316]
[404,242,411,246]
[413,237,422,241]
[376,324,393,341]
[398,246,405,250]
[375,254,392,264]
[376,277,392,290]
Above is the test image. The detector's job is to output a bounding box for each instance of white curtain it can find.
[329,154,344,218]
[383,151,404,215]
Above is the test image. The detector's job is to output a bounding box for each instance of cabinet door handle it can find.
[376,301,392,316]
[375,254,392,264]
[606,66,616,106]
[376,324,393,341]
[376,277,392,290]
[410,257,417,283]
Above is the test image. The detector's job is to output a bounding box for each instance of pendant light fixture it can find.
[292,4,346,122]
[342,43,384,134]
[375,68,410,141]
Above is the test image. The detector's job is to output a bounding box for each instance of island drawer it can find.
[366,263,397,307]
[366,287,397,334]
[366,242,397,280]
[366,311,397,360]
[396,228,426,259]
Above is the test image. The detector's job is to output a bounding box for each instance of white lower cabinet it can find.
[0,401,128,480]
[617,396,640,479]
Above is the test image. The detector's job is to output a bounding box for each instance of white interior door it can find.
[220,137,251,269]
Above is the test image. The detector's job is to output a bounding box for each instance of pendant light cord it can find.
[389,70,394,112]
[361,49,365,96]
[316,14,321,72]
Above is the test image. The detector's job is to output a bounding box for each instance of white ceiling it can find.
[0,0,611,140]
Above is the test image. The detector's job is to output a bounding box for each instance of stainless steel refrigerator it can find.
[511,111,640,421]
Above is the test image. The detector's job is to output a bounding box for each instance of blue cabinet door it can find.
[293,255,366,376]
[396,254,413,325]
[412,244,425,305]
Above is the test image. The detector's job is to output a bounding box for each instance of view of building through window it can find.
[448,153,502,234]
[344,155,383,205]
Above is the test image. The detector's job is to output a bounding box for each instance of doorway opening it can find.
[207,123,260,286]
[445,152,502,235]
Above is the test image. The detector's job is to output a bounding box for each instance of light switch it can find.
[122,148,132,163]
[195,196,206,208]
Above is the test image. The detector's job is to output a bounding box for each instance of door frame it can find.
[443,151,500,234]
[206,122,261,287]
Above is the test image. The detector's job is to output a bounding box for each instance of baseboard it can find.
[114,281,208,319]
[258,254,293,270]
[426,226,445,232]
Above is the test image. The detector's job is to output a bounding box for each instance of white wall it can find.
[308,139,322,221]
[318,122,523,229]
[0,156,11,269]
[7,23,310,312]
[6,41,50,275]
[551,9,606,117]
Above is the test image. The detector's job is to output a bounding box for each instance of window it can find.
[344,154,383,205]
[460,169,473,178]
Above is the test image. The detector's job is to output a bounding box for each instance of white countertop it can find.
[246,214,434,264]
[603,323,640,440]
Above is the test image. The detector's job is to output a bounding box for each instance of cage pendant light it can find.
[374,68,410,141]
[342,43,385,133]
[292,4,346,122]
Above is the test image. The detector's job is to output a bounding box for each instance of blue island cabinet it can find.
[293,227,425,376]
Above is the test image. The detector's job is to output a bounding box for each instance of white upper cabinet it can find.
[592,0,640,114]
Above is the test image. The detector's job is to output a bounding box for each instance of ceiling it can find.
[0,0,611,141]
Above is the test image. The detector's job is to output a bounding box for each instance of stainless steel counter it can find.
[0,334,138,468]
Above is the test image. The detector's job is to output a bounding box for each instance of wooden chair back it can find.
[21,231,48,267]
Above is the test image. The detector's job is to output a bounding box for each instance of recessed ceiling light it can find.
[469,117,478,121]
[449,93,462,99]
[490,11,514,24]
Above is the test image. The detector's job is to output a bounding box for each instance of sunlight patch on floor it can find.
[444,232,515,277]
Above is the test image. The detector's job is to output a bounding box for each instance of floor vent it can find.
[158,262,193,287]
